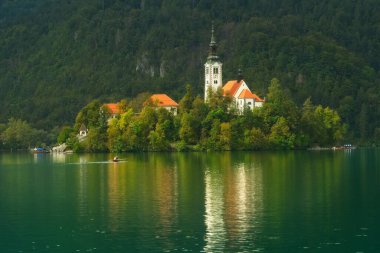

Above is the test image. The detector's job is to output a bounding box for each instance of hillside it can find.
[0,0,379,141]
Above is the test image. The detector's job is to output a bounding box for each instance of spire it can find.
[237,68,243,82]
[210,22,216,47]
[208,22,219,60]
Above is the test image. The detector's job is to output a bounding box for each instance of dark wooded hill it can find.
[0,0,379,140]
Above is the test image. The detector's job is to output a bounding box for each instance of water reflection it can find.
[2,150,380,252]
[77,161,88,219]
[151,154,179,250]
[203,153,264,252]
[204,166,226,252]
[107,162,127,232]
[50,153,68,163]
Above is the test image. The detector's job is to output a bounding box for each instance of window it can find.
[214,80,218,84]
[213,67,218,74]
[206,81,209,84]
[206,68,209,75]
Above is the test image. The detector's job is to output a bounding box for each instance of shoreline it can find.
[2,145,372,154]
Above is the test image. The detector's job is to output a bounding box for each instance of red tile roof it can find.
[150,94,178,107]
[105,103,120,114]
[238,89,255,99]
[222,80,243,96]
[238,89,264,102]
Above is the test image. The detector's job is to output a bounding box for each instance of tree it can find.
[156,108,176,141]
[269,117,295,149]
[313,105,346,146]
[123,106,157,151]
[74,100,107,130]
[374,128,380,146]
[322,106,346,145]
[178,84,194,114]
[338,96,355,126]
[0,123,5,149]
[207,87,232,112]
[190,96,209,141]
[119,109,134,131]
[128,92,152,113]
[107,118,125,152]
[179,112,196,144]
[57,126,74,144]
[299,97,317,146]
[206,119,221,150]
[229,118,244,150]
[263,78,299,130]
[83,127,108,152]
[219,122,232,150]
[148,123,170,151]
[244,127,268,150]
[117,99,129,114]
[139,106,157,137]
[358,104,368,141]
[1,118,43,149]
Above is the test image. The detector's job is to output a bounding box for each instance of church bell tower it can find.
[204,23,223,101]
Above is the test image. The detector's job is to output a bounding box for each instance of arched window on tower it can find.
[213,67,218,74]
[214,80,218,84]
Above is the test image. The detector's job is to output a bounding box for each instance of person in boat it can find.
[113,156,119,162]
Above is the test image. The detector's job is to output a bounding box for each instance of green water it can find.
[0,150,379,252]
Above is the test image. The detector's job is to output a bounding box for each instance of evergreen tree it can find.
[178,84,194,114]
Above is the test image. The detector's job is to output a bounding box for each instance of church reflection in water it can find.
[69,153,264,251]
[203,156,264,252]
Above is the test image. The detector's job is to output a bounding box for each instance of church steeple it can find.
[208,23,219,60]
[204,23,223,101]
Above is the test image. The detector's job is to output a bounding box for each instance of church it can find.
[204,25,264,113]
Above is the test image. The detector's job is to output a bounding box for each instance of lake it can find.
[0,149,379,252]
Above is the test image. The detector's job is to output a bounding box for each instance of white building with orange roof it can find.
[222,75,264,113]
[149,94,179,116]
[104,103,121,118]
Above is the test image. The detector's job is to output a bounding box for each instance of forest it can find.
[0,0,379,147]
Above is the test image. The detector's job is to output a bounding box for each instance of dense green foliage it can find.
[0,118,56,150]
[65,80,347,152]
[0,0,379,142]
